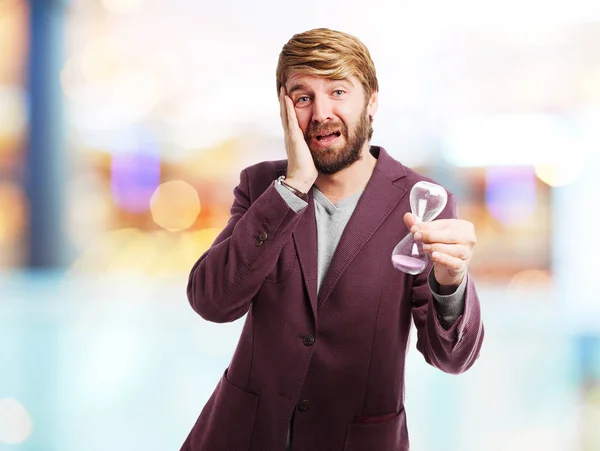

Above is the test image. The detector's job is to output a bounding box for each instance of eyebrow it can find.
[334,78,354,87]
[287,84,309,96]
[287,78,354,96]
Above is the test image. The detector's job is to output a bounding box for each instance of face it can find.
[285,73,378,174]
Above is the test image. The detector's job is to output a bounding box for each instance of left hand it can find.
[403,213,477,287]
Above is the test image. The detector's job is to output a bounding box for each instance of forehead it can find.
[285,73,360,91]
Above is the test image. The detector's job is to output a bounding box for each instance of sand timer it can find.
[391,181,447,275]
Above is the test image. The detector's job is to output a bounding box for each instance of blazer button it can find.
[298,400,310,411]
[259,232,268,241]
[302,335,315,346]
[255,239,264,247]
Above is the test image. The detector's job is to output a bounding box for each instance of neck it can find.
[314,144,377,204]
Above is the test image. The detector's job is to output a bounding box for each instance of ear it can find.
[367,91,378,116]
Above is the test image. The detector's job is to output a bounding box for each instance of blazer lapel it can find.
[290,185,319,321]
[317,147,409,310]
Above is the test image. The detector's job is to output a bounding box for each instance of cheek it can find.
[335,106,359,126]
[340,114,358,131]
[294,109,311,132]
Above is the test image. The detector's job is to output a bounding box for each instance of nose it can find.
[311,95,333,123]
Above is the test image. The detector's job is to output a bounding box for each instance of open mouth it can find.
[316,131,341,141]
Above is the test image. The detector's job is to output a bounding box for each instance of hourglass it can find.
[391,181,447,275]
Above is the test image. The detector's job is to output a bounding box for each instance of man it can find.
[180,28,484,451]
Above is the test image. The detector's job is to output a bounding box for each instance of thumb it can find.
[403,212,416,229]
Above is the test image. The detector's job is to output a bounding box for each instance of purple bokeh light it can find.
[485,166,538,226]
[110,139,161,213]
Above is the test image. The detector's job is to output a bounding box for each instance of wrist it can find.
[276,176,310,202]
[437,282,460,295]
[433,270,467,296]
[282,175,314,194]
[436,273,465,295]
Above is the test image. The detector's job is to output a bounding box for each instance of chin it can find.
[310,141,345,155]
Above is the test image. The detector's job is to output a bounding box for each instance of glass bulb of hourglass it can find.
[391,181,448,275]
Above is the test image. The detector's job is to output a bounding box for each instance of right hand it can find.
[279,87,318,193]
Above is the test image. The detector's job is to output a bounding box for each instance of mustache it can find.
[305,121,348,139]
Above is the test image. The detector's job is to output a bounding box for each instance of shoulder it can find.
[237,159,288,201]
[375,146,456,199]
[243,159,288,179]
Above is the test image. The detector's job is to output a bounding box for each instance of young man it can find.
[180,28,484,451]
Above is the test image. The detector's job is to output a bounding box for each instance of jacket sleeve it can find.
[411,193,485,374]
[187,167,306,323]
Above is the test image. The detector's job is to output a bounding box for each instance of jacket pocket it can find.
[187,369,259,451]
[343,409,408,451]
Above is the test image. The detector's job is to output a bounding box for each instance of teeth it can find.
[315,132,340,141]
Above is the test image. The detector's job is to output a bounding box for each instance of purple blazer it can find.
[180,147,484,451]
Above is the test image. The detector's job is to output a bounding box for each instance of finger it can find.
[284,95,301,135]
[279,87,287,126]
[417,219,476,241]
[422,243,471,261]
[280,89,302,146]
[418,228,476,247]
[415,218,456,230]
[431,251,466,272]
[410,218,464,234]
[414,229,461,245]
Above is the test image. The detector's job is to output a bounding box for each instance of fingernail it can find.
[423,244,431,251]
[414,232,422,241]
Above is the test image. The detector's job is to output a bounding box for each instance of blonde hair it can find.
[276,28,379,99]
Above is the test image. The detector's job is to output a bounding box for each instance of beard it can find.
[304,109,373,175]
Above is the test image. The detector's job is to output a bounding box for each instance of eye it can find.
[333,89,345,96]
[294,96,311,106]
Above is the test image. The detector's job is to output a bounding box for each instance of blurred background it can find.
[1,0,600,449]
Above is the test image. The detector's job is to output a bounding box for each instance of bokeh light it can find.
[0,0,28,84]
[0,398,33,444]
[485,166,537,225]
[150,181,201,232]
[535,160,585,187]
[0,85,27,138]
[61,37,164,130]
[506,269,553,292]
[0,181,27,243]
[110,147,161,214]
[443,114,583,168]
[68,227,221,275]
